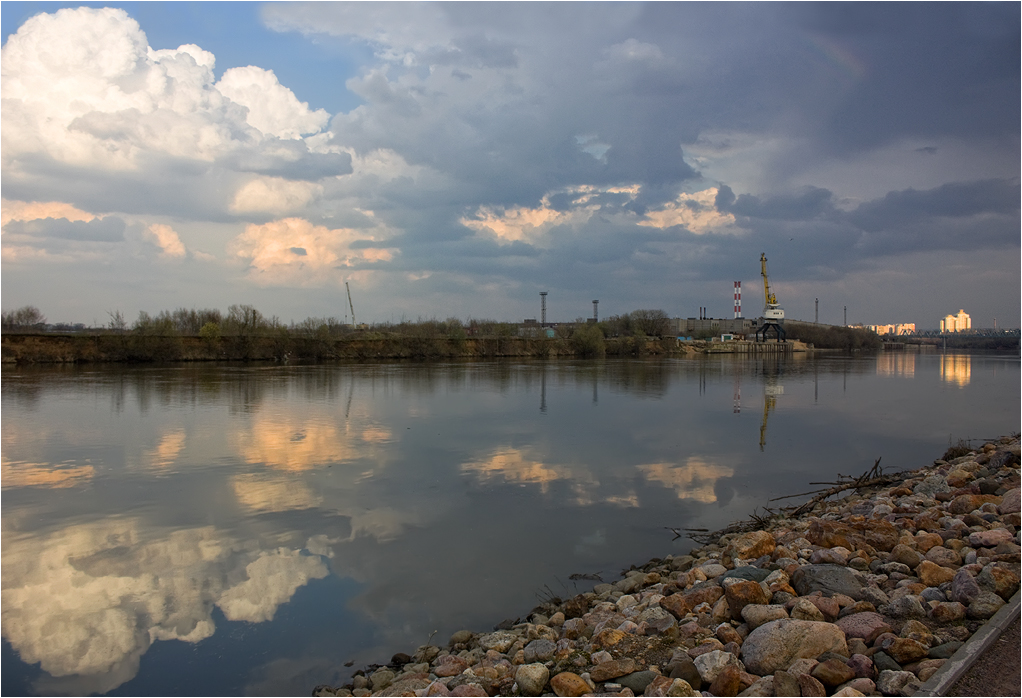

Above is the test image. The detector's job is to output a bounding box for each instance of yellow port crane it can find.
[760,253,776,306]
[755,253,785,342]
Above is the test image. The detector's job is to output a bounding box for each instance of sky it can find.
[1,2,1019,329]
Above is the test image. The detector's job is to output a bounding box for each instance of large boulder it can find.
[740,619,848,676]
[790,565,866,600]
[724,531,776,562]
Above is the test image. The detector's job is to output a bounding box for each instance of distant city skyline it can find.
[2,3,1019,329]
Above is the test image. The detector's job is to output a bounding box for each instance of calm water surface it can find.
[2,353,1018,695]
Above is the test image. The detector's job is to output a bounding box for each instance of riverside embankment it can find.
[313,437,1020,698]
[0,333,807,364]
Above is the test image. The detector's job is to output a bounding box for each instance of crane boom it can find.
[760,253,777,306]
[346,281,356,326]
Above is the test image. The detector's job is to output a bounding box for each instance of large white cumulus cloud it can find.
[1,6,329,171]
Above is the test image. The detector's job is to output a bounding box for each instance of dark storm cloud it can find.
[5,217,126,242]
[848,179,1021,232]
[716,185,837,221]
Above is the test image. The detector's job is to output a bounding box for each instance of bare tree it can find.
[630,309,670,337]
[2,305,47,330]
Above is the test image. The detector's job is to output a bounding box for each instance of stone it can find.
[810,548,849,565]
[523,639,556,663]
[740,604,788,629]
[928,642,963,659]
[477,631,518,653]
[550,672,589,697]
[796,673,826,697]
[888,544,923,569]
[720,566,773,584]
[636,606,677,635]
[735,676,773,697]
[724,580,771,621]
[950,569,982,604]
[663,679,698,697]
[591,629,629,650]
[739,619,848,676]
[700,563,728,579]
[870,652,900,674]
[370,669,396,691]
[929,601,966,623]
[659,594,690,620]
[807,519,899,552]
[790,565,865,599]
[884,596,926,619]
[977,564,1021,600]
[845,654,876,680]
[880,638,928,664]
[790,598,826,622]
[693,650,743,684]
[967,591,1005,619]
[916,560,956,587]
[716,624,743,646]
[999,487,1021,514]
[515,664,549,696]
[810,659,856,687]
[425,685,450,697]
[590,659,636,682]
[772,670,799,697]
[449,630,473,645]
[681,581,724,609]
[876,670,920,696]
[949,494,1000,515]
[707,665,743,697]
[433,656,471,678]
[666,657,701,690]
[831,687,867,697]
[968,528,1014,548]
[724,532,776,562]
[449,686,487,697]
[914,476,950,497]
[617,671,658,694]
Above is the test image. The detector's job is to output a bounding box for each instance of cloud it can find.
[230,177,323,216]
[0,199,97,226]
[229,217,393,287]
[216,66,330,140]
[0,518,326,685]
[4,216,126,242]
[638,458,735,504]
[142,224,187,258]
[1,5,338,226]
[217,548,329,623]
[639,188,739,233]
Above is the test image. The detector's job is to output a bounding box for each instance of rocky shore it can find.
[313,437,1021,698]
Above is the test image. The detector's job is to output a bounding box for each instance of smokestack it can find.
[540,291,548,325]
[592,300,599,322]
[734,281,742,318]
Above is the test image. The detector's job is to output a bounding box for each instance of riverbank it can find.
[313,437,1020,698]
[0,332,807,364]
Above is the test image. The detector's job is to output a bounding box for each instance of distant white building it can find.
[866,323,916,336]
[940,310,971,333]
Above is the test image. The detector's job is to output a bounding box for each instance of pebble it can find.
[316,437,1021,698]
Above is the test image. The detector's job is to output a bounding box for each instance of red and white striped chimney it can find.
[734,281,742,318]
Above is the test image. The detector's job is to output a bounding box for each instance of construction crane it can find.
[755,253,786,342]
[345,281,356,327]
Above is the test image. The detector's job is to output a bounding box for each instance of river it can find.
[1,352,1018,695]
